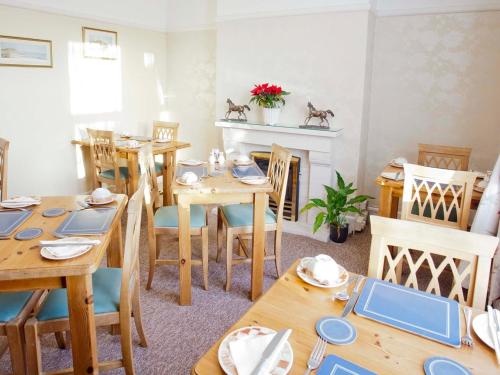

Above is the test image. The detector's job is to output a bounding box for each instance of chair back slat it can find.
[153,121,179,141]
[368,215,498,309]
[87,129,123,191]
[267,144,292,221]
[120,175,145,307]
[402,163,477,230]
[139,144,160,248]
[0,138,9,201]
[418,143,471,171]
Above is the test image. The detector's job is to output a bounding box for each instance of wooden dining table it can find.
[72,137,190,205]
[0,195,127,375]
[172,163,273,305]
[193,260,498,374]
[375,164,483,218]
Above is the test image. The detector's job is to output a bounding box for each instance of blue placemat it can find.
[354,278,461,347]
[0,210,33,237]
[54,208,117,236]
[232,165,265,178]
[317,355,377,375]
[176,166,208,179]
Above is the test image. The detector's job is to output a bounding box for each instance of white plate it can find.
[389,160,404,168]
[154,139,171,143]
[0,198,41,208]
[218,326,293,375]
[175,177,199,186]
[85,196,115,205]
[233,159,254,166]
[472,310,500,349]
[179,160,204,166]
[239,177,269,185]
[296,258,349,288]
[40,237,94,260]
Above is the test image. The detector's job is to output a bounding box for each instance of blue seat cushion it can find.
[221,203,276,228]
[0,292,33,322]
[155,161,163,174]
[100,167,129,180]
[154,205,206,228]
[36,268,122,321]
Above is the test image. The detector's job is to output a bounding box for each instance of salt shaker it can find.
[208,152,216,165]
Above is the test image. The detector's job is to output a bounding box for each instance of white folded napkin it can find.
[229,333,275,375]
[381,171,404,181]
[40,238,100,258]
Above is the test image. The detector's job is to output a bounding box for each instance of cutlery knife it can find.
[250,329,292,375]
[39,240,100,247]
[487,305,500,365]
[341,276,365,318]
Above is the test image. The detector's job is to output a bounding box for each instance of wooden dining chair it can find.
[402,163,477,230]
[418,144,471,171]
[0,138,9,201]
[25,176,148,375]
[152,121,179,175]
[0,291,44,375]
[87,128,129,194]
[217,143,292,291]
[140,144,209,291]
[368,215,498,310]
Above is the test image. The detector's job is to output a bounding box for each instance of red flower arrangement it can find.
[250,83,290,108]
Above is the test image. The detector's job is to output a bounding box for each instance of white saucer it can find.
[233,160,254,166]
[175,178,199,186]
[179,160,204,166]
[154,139,171,143]
[296,258,349,288]
[239,176,268,185]
[85,196,115,205]
[472,310,500,349]
[389,160,404,168]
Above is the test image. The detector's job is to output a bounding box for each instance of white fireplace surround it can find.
[216,121,342,242]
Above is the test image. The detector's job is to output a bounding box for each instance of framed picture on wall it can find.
[0,35,53,67]
[82,27,118,60]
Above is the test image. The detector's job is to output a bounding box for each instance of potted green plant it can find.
[249,83,290,125]
[300,171,372,243]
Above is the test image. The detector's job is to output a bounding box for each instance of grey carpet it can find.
[0,212,371,374]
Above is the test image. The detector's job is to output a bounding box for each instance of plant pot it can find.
[330,224,349,243]
[262,107,281,125]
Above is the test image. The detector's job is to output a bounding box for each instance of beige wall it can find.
[365,11,500,201]
[164,30,216,161]
[0,5,167,195]
[216,12,373,186]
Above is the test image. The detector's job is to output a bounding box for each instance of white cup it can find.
[181,172,199,184]
[91,188,112,203]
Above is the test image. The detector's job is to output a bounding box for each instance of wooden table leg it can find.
[251,192,266,301]
[177,196,192,305]
[66,274,98,375]
[127,153,139,197]
[378,185,393,217]
[390,195,400,219]
[163,151,175,206]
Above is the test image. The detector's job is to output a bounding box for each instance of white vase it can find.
[262,107,281,125]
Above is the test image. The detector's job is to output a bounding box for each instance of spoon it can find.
[332,276,356,301]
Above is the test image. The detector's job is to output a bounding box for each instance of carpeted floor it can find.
[0,212,372,374]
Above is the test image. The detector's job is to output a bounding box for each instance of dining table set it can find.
[194,258,500,375]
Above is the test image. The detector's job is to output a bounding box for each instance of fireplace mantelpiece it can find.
[215,120,342,242]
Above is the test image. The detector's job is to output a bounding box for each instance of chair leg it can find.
[146,235,158,290]
[54,332,67,349]
[216,208,223,263]
[132,278,148,348]
[155,235,161,259]
[274,230,282,278]
[119,305,135,375]
[6,322,26,375]
[225,229,233,292]
[202,227,209,290]
[24,318,42,375]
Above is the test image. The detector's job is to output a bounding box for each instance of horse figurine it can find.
[225,98,251,121]
[304,102,334,128]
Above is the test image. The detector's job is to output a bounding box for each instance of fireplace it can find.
[250,151,300,222]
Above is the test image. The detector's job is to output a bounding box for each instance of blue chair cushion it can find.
[154,205,206,228]
[221,203,276,228]
[155,161,163,174]
[100,167,129,180]
[0,292,33,322]
[36,268,122,321]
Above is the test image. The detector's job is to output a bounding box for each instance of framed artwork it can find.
[82,27,118,60]
[0,35,52,67]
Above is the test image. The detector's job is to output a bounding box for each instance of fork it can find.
[304,337,327,375]
[461,306,473,347]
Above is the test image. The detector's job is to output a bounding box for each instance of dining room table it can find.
[72,136,191,205]
[172,162,273,305]
[375,164,484,218]
[193,260,498,374]
[0,195,127,375]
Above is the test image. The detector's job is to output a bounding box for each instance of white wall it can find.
[364,11,500,200]
[216,11,373,186]
[0,5,167,195]
[165,30,216,160]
